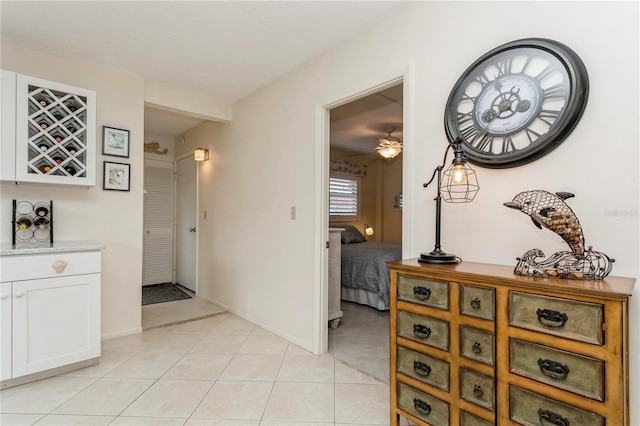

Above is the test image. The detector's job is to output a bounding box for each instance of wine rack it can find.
[10,73,96,186]
[28,86,87,176]
[12,199,54,246]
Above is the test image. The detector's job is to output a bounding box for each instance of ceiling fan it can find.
[376,126,402,159]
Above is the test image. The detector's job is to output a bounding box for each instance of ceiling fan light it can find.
[376,126,402,159]
[377,140,402,159]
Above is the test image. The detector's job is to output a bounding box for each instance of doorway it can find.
[327,83,403,383]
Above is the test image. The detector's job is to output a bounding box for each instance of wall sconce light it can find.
[419,137,479,264]
[364,224,374,236]
[194,147,209,161]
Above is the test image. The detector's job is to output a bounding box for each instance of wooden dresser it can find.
[387,259,634,426]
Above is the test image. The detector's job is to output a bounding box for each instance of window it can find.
[329,175,360,220]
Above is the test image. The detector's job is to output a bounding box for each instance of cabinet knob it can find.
[52,260,67,273]
[15,291,24,298]
[0,293,8,300]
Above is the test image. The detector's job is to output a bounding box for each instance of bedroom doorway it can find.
[327,82,403,383]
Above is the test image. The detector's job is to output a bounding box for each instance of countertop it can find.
[0,240,105,256]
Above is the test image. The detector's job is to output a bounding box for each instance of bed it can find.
[336,225,402,310]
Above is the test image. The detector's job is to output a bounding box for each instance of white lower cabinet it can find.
[0,282,12,381]
[0,246,102,387]
[12,274,100,377]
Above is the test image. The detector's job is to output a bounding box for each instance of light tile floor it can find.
[142,293,226,330]
[1,299,418,426]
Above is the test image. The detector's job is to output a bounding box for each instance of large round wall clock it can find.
[444,38,589,168]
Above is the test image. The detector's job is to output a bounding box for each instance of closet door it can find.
[143,159,174,285]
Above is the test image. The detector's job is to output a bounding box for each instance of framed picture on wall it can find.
[102,126,130,158]
[103,161,130,191]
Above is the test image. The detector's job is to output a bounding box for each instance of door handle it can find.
[189,227,196,232]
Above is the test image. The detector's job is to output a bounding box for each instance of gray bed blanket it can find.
[340,241,402,306]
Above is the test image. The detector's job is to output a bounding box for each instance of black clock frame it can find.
[444,38,589,169]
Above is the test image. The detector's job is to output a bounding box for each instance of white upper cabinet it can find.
[1,71,96,186]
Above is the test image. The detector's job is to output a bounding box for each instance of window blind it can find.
[329,177,358,216]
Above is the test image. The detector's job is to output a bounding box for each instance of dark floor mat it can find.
[142,282,192,306]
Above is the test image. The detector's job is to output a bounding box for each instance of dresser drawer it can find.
[397,310,449,351]
[397,274,449,310]
[510,339,604,401]
[397,346,449,391]
[461,410,493,426]
[460,284,494,320]
[460,367,494,410]
[460,326,494,365]
[510,292,603,345]
[510,386,604,426]
[1,251,101,282]
[398,383,449,426]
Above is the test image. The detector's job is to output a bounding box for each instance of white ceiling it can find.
[1,1,404,143]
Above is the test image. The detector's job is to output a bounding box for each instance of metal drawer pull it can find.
[472,342,482,354]
[538,358,570,380]
[413,360,431,377]
[536,308,568,328]
[52,260,67,273]
[413,398,431,416]
[470,297,481,309]
[473,384,483,397]
[413,286,431,300]
[413,324,431,338]
[538,408,570,426]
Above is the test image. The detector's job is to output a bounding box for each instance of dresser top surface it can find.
[388,258,635,298]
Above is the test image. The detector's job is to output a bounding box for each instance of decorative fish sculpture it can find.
[504,190,585,256]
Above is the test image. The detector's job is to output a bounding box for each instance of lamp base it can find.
[419,249,460,264]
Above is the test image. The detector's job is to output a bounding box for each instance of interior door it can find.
[175,155,197,292]
[142,159,174,285]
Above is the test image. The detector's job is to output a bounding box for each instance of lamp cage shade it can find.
[440,162,479,203]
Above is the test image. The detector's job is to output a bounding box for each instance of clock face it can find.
[445,38,589,168]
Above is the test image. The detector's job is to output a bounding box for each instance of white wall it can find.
[191,1,639,423]
[1,42,145,339]
[144,132,175,162]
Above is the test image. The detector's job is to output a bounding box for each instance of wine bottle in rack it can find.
[38,140,53,152]
[34,217,50,229]
[64,165,77,175]
[16,216,32,230]
[64,144,77,155]
[34,205,49,217]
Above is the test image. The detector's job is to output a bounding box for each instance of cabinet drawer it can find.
[397,274,449,310]
[510,339,604,401]
[510,386,604,426]
[460,367,494,410]
[460,284,494,320]
[1,251,100,282]
[397,310,449,351]
[510,292,603,345]
[460,326,494,365]
[461,410,493,426]
[398,383,449,426]
[397,346,449,391]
